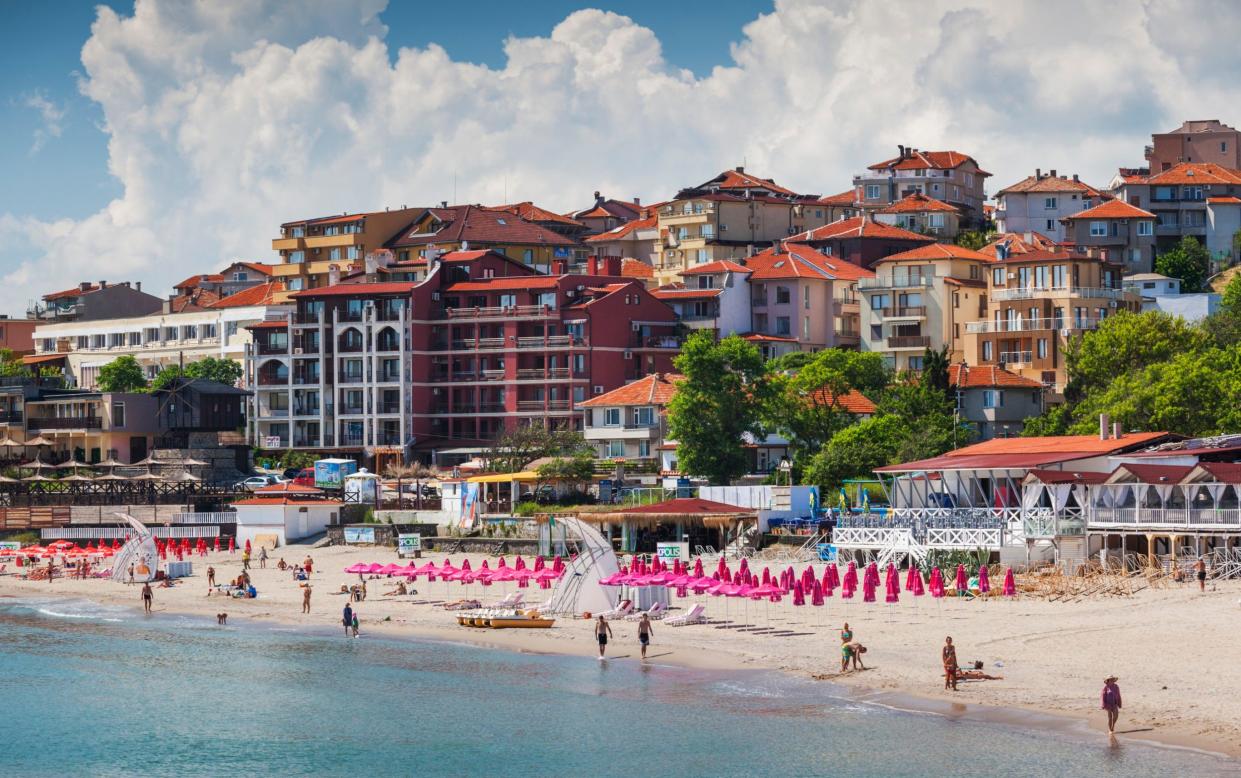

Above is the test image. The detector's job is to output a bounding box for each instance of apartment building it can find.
[494,202,590,241]
[874,193,962,239]
[947,363,1044,440]
[651,260,752,338]
[1124,273,1221,322]
[584,212,659,267]
[788,215,933,270]
[32,287,289,389]
[172,261,277,307]
[859,244,993,371]
[246,250,680,464]
[816,191,863,222]
[746,244,872,351]
[28,281,163,323]
[653,168,829,284]
[386,205,582,274]
[1145,119,1241,172]
[854,147,991,226]
[979,231,1059,260]
[993,170,1105,242]
[962,249,1141,395]
[0,316,39,355]
[579,372,677,467]
[1110,162,1241,263]
[1060,200,1157,272]
[270,207,426,293]
[566,193,644,236]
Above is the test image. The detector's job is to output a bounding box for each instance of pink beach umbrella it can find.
[693,558,704,577]
[535,568,559,589]
[497,557,507,569]
[886,564,900,593]
[811,579,825,607]
[861,574,876,603]
[904,566,918,591]
[344,563,368,574]
[1002,567,1017,597]
[552,556,564,574]
[514,556,526,570]
[929,567,945,598]
[884,570,899,604]
[761,567,771,586]
[738,558,749,575]
[533,556,545,572]
[978,565,991,595]
[825,563,839,595]
[954,564,968,595]
[792,581,805,606]
[911,567,925,597]
[381,563,404,576]
[841,564,856,599]
[516,569,531,588]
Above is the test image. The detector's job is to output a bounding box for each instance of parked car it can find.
[234,475,276,491]
[282,467,302,481]
[292,468,316,488]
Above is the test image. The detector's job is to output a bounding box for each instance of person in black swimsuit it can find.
[1194,557,1207,592]
[637,613,654,660]
[595,615,613,659]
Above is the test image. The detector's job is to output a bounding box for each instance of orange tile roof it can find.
[680,260,752,275]
[996,175,1104,197]
[790,216,935,244]
[1064,200,1155,220]
[206,281,285,308]
[621,258,654,279]
[746,244,875,281]
[1207,196,1241,204]
[495,202,584,227]
[876,243,993,264]
[247,320,289,330]
[578,373,680,407]
[651,285,722,300]
[948,363,1043,389]
[254,482,323,495]
[742,333,798,343]
[235,261,276,276]
[878,193,959,214]
[1144,162,1241,186]
[173,274,224,290]
[804,388,877,415]
[946,431,1171,457]
[979,232,1059,258]
[43,284,98,301]
[703,169,797,196]
[445,277,561,292]
[232,498,344,506]
[817,190,858,207]
[585,215,657,243]
[868,150,990,176]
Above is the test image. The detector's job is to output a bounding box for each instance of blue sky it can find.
[0,1,769,223]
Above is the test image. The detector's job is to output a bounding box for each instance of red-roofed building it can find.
[745,244,873,353]
[30,280,163,323]
[584,214,659,271]
[994,169,1106,243]
[386,205,580,275]
[786,216,934,270]
[946,363,1045,440]
[1109,160,1241,265]
[875,193,962,239]
[979,231,1060,260]
[578,373,679,474]
[1059,199,1156,272]
[270,206,429,295]
[246,249,679,466]
[565,193,645,236]
[495,202,589,241]
[855,146,991,226]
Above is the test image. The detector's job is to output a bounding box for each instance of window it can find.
[1046,219,1056,232]
[870,294,889,310]
[929,213,944,228]
[907,355,924,370]
[1053,265,1067,288]
[1154,186,1174,201]
[498,293,516,308]
[604,408,621,426]
[76,335,89,350]
[287,278,305,291]
[635,406,655,426]
[696,249,708,264]
[1044,197,1058,209]
[969,264,980,280]
[289,251,304,263]
[1018,267,1030,287]
[953,292,960,309]
[803,316,809,340]
[775,286,791,304]
[41,338,55,352]
[865,184,881,199]
[290,227,305,238]
[870,324,882,341]
[1089,221,1107,237]
[181,325,198,340]
[1034,266,1049,288]
[1037,338,1048,359]
[696,275,714,290]
[606,440,626,458]
[700,225,715,239]
[111,402,125,427]
[1129,248,1142,264]
[202,324,217,339]
[91,334,105,349]
[803,286,811,310]
[992,267,1004,285]
[982,390,1004,408]
[776,316,791,335]
[523,249,534,264]
[145,327,159,343]
[637,440,651,458]
[128,332,142,346]
[346,246,361,260]
[1136,220,1153,236]
[982,341,993,361]
[677,227,689,240]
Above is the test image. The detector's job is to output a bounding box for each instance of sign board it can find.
[263,436,283,448]
[343,526,376,544]
[397,534,422,557]
[656,542,689,562]
[315,458,358,489]
[816,543,837,562]
[0,541,19,552]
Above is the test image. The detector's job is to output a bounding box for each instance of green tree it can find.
[1020,403,1072,437]
[919,345,950,393]
[803,415,906,492]
[96,355,148,392]
[148,365,186,392]
[1063,310,1206,401]
[955,230,991,251]
[764,349,889,461]
[667,332,771,484]
[766,351,814,372]
[1154,235,1211,293]
[0,349,30,378]
[877,382,969,461]
[185,356,243,386]
[1202,272,1241,347]
[483,425,590,474]
[535,454,595,494]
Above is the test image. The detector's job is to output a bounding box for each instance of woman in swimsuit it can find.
[942,636,958,690]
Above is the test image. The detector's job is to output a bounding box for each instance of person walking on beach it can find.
[242,548,251,571]
[207,566,216,592]
[1101,676,1122,733]
[342,603,353,637]
[595,615,613,660]
[302,584,312,614]
[141,582,153,614]
[351,611,360,638]
[258,547,268,569]
[1194,556,1206,592]
[942,636,958,691]
[128,563,135,585]
[304,556,314,575]
[637,613,653,660]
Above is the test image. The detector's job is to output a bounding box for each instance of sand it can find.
[4,543,1240,758]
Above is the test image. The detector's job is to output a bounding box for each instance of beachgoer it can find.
[841,622,852,644]
[128,563,135,585]
[304,556,314,574]
[277,558,287,571]
[361,580,367,601]
[1194,557,1206,592]
[258,547,268,569]
[839,623,854,672]
[302,585,312,614]
[384,581,407,597]
[351,612,360,638]
[342,604,353,637]
[141,582,153,613]
[956,668,1003,681]
[242,549,251,571]
[595,615,613,659]
[1101,676,1122,733]
[207,566,216,591]
[637,613,653,660]
[849,642,867,670]
[942,636,958,691]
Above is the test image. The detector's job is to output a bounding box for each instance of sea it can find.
[0,597,1235,778]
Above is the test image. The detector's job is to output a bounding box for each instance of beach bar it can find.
[574,497,756,553]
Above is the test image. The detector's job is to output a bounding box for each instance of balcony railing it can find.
[27,416,102,430]
[998,350,1033,365]
[966,317,1104,334]
[859,276,934,290]
[887,335,930,349]
[881,306,927,318]
[0,411,23,424]
[752,296,767,308]
[257,343,290,356]
[990,286,1128,302]
[445,304,551,319]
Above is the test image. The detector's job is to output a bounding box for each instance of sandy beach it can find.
[4,542,1239,759]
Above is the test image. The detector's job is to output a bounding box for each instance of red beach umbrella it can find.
[811,579,825,607]
[911,568,925,597]
[693,558,704,577]
[244,539,252,554]
[978,565,991,594]
[514,556,526,570]
[929,567,945,598]
[954,564,968,594]
[862,574,876,603]
[213,537,221,552]
[792,581,805,606]
[112,538,122,551]
[885,572,899,604]
[761,567,771,586]
[1002,567,1017,597]
[904,566,918,591]
[533,556,544,572]
[228,537,235,553]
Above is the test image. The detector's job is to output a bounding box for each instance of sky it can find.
[0,0,1238,314]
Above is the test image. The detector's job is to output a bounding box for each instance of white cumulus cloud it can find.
[2,0,1240,314]
[23,91,67,154]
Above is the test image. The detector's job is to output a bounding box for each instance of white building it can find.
[231,490,342,548]
[651,260,752,337]
[1123,273,1221,322]
[994,170,1104,243]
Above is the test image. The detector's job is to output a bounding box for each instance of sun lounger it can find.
[489,591,523,608]
[665,603,706,626]
[598,599,633,620]
[624,601,666,621]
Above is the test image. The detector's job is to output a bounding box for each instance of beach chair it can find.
[665,603,706,627]
[624,601,666,621]
[598,599,633,620]
[489,591,523,608]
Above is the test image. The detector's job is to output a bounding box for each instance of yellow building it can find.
[269,207,426,295]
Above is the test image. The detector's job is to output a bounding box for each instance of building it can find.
[385,205,582,274]
[652,168,829,284]
[565,193,644,236]
[1124,273,1222,322]
[28,281,164,323]
[745,244,873,351]
[245,250,680,466]
[651,260,752,338]
[579,372,677,470]
[858,243,993,371]
[816,191,863,222]
[494,202,590,241]
[270,207,427,294]
[874,193,962,239]
[231,485,342,547]
[1124,272,1182,297]
[993,170,1105,242]
[172,261,277,308]
[947,363,1044,440]
[584,212,659,268]
[1110,163,1241,265]
[0,316,39,356]
[787,216,934,270]
[31,286,290,389]
[1060,199,1157,272]
[978,231,1060,260]
[962,249,1142,395]
[854,147,991,226]
[1146,119,1241,172]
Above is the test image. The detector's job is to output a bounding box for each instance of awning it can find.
[467,471,540,484]
[21,353,66,365]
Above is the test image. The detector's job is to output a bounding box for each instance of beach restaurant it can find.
[569,497,756,553]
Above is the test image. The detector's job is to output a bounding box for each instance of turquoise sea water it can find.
[0,598,1235,778]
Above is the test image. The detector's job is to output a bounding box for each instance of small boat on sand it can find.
[455,608,555,629]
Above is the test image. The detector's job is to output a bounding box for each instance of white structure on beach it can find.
[230,487,342,548]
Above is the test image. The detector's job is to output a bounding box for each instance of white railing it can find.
[999,350,1033,364]
[965,318,1103,334]
[990,286,1129,302]
[41,526,221,540]
[1089,507,1241,529]
[171,512,238,524]
[925,527,1003,548]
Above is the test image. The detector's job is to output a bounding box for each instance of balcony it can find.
[271,236,304,251]
[303,233,362,249]
[0,410,23,424]
[338,372,366,384]
[292,406,319,417]
[880,305,927,319]
[858,276,934,291]
[445,305,552,320]
[989,286,1128,303]
[998,350,1033,365]
[886,335,930,350]
[516,400,571,412]
[339,405,366,416]
[257,372,289,387]
[966,317,1103,334]
[516,335,576,349]
[751,296,767,308]
[27,416,102,430]
[292,372,320,386]
[641,336,683,349]
[257,342,290,356]
[378,403,401,415]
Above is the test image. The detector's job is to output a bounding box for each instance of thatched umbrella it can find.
[22,436,53,448]
[20,458,52,471]
[22,473,54,482]
[95,458,125,469]
[94,473,129,482]
[0,474,18,484]
[61,473,94,482]
[573,497,758,556]
[130,472,164,482]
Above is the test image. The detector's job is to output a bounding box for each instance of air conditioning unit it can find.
[1060,328,1071,337]
[593,385,604,394]
[565,290,575,298]
[293,347,304,355]
[431,291,440,301]
[719,224,728,232]
[787,227,798,235]
[1109,301,1118,308]
[623,350,633,359]
[632,322,641,331]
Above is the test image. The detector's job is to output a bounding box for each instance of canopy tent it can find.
[465,471,540,484]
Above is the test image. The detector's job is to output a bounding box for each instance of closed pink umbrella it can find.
[885,571,899,604]
[929,567,945,598]
[911,567,925,597]
[904,566,918,591]
[978,565,991,595]
[825,563,839,594]
[811,579,825,606]
[886,563,900,593]
[514,556,526,570]
[693,558,704,577]
[552,556,564,574]
[862,573,876,603]
[1002,567,1017,597]
[533,556,545,572]
[841,563,856,599]
[761,567,771,586]
[738,558,749,575]
[954,564,968,595]
[497,557,507,568]
[792,581,805,606]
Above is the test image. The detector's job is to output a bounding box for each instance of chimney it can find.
[633,197,640,206]
[461,240,470,251]
[327,264,341,287]
[552,259,567,275]
[1035,168,1042,179]
[99,280,108,289]
[1050,169,1057,178]
[604,256,622,276]
[1023,231,1034,244]
[1099,413,1110,440]
[746,244,755,257]
[898,144,906,158]
[587,255,599,275]
[136,282,141,292]
[440,200,448,208]
[1112,422,1122,440]
[79,282,91,292]
[1073,173,1080,182]
[593,190,603,205]
[735,166,745,173]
